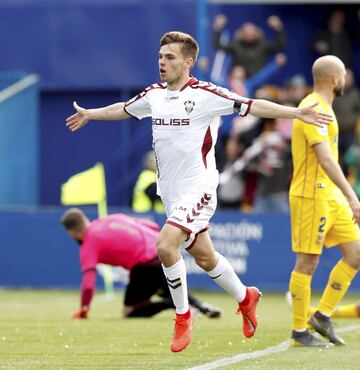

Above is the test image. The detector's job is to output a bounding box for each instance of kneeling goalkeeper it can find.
[61,208,221,319]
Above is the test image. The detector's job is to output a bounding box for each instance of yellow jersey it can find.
[289,92,342,200]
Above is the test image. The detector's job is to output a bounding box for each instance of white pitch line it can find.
[337,324,360,334]
[187,341,289,370]
[188,324,360,370]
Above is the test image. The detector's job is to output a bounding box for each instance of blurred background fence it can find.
[1,209,359,292]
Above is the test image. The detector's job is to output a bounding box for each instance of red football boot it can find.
[236,287,262,338]
[170,310,194,352]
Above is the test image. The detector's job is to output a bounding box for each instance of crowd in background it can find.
[131,9,360,215]
[211,9,360,213]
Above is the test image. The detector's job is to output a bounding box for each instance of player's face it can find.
[334,65,346,97]
[158,43,192,84]
[68,230,83,245]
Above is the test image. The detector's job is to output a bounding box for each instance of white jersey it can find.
[124,77,252,203]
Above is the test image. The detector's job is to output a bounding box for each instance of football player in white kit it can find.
[66,31,332,353]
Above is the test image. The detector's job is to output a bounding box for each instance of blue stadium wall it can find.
[0,1,359,207]
[1,209,359,293]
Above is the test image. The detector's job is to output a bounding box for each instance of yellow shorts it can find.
[290,196,360,255]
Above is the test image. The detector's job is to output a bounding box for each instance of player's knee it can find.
[342,242,360,269]
[296,262,318,275]
[351,251,360,269]
[123,306,133,318]
[195,254,216,271]
[156,237,177,261]
[347,248,360,269]
[195,258,211,271]
[294,254,319,275]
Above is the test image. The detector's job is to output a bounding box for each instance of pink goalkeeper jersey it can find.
[80,214,159,272]
[124,77,252,204]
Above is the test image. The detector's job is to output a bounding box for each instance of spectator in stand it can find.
[252,118,292,213]
[230,53,287,137]
[344,120,360,198]
[213,14,286,77]
[280,74,308,107]
[217,138,245,209]
[197,53,287,98]
[219,118,292,213]
[198,53,287,141]
[312,9,360,68]
[333,68,360,170]
[226,53,287,98]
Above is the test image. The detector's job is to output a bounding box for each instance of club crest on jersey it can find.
[184,100,195,115]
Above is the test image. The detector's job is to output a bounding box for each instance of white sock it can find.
[162,257,189,314]
[207,252,247,302]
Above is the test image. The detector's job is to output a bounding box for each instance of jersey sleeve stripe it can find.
[194,85,236,101]
[180,76,198,91]
[124,83,166,109]
[243,98,253,116]
[234,98,253,116]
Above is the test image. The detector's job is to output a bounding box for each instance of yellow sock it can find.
[290,271,312,331]
[317,260,357,316]
[307,306,316,316]
[333,303,359,318]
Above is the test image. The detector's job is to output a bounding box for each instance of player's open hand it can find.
[349,197,360,224]
[71,309,88,319]
[296,102,333,128]
[66,101,90,132]
[213,14,228,31]
[267,15,283,31]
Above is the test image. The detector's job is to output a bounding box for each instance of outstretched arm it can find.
[249,100,332,127]
[265,15,287,53]
[72,268,97,319]
[212,14,233,52]
[66,101,130,132]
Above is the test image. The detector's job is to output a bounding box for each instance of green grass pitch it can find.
[1,290,360,369]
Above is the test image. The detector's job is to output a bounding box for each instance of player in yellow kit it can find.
[308,301,360,318]
[286,291,360,319]
[289,55,360,347]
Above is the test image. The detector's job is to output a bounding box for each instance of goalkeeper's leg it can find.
[125,300,174,317]
[124,260,171,317]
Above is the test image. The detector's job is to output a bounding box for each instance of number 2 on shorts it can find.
[318,217,327,233]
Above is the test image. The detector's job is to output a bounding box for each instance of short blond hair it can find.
[160,31,199,66]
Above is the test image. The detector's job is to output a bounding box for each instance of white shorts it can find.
[164,192,217,250]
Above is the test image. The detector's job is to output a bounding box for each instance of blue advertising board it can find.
[1,209,359,293]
